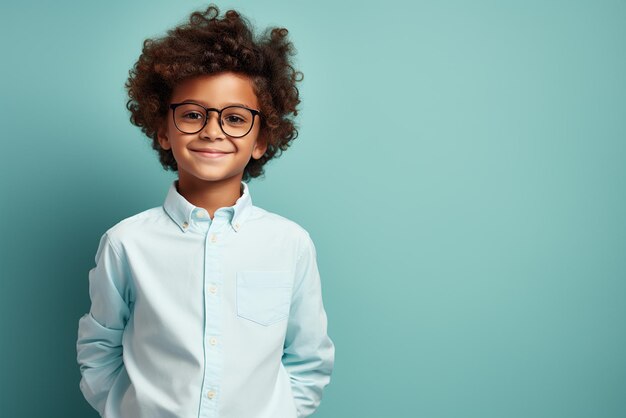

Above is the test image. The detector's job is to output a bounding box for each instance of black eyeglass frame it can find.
[169,102,263,138]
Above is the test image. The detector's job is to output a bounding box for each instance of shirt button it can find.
[182,221,189,228]
[209,337,217,346]
[208,285,218,294]
[234,222,240,231]
[210,234,217,243]
[207,390,216,400]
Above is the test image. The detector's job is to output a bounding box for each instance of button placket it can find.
[199,220,224,417]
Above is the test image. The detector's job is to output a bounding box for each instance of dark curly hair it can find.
[125,3,303,182]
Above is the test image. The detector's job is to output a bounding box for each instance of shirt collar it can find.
[163,179,253,233]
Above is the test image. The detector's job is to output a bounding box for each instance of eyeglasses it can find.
[169,102,262,137]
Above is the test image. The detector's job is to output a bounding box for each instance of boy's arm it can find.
[76,232,132,416]
[282,232,335,418]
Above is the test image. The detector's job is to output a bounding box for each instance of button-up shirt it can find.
[76,179,335,418]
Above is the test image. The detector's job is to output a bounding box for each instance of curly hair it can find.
[125,3,303,182]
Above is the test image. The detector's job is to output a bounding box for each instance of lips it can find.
[191,149,232,159]
[191,149,231,154]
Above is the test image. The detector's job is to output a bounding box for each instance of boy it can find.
[76,4,335,418]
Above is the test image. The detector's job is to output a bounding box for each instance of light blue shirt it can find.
[76,179,334,418]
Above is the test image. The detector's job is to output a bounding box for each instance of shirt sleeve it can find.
[282,232,335,417]
[76,232,133,416]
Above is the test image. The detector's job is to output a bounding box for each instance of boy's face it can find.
[157,71,267,186]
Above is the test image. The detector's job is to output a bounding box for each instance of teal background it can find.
[1,0,625,417]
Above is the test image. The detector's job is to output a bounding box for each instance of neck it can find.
[176,174,243,220]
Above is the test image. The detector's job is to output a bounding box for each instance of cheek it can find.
[167,130,187,148]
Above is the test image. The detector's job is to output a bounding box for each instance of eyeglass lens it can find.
[173,104,254,136]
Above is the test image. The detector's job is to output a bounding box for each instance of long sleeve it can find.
[76,232,133,416]
[282,232,335,417]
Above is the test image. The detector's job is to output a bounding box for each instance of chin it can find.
[197,172,240,182]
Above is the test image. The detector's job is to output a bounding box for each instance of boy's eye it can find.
[182,111,204,121]
[224,115,246,125]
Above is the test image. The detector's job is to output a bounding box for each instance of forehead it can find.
[171,72,259,108]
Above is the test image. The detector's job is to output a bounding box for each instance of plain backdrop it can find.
[1,1,625,417]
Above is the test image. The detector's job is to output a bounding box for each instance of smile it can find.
[191,150,232,159]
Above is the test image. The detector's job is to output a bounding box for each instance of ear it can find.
[157,120,171,150]
[251,132,268,160]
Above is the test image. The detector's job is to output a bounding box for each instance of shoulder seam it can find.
[102,232,135,303]
[104,232,124,260]
[296,230,313,263]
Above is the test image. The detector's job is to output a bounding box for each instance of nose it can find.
[200,111,224,140]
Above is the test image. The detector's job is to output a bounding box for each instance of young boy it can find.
[76,4,335,418]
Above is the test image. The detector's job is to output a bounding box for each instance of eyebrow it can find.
[180,99,255,108]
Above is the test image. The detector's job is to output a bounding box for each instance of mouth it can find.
[191,150,232,158]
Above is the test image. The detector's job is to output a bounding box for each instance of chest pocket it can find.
[236,270,293,326]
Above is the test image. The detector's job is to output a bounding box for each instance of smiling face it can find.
[157,71,267,188]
